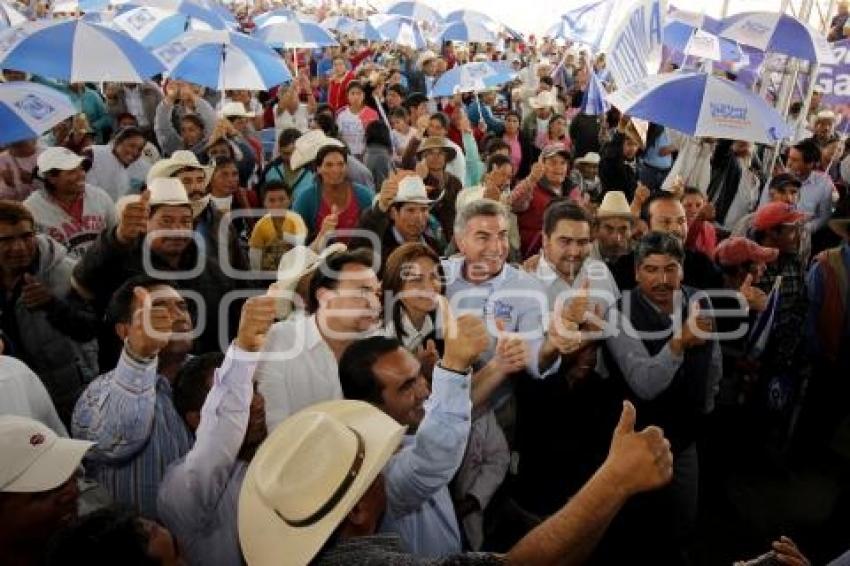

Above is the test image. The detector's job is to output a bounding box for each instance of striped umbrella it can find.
[0,2,26,29]
[719,11,835,65]
[113,5,225,47]
[383,1,441,24]
[253,7,297,28]
[0,81,77,144]
[368,14,426,50]
[438,19,498,44]
[253,20,337,48]
[153,30,292,90]
[0,20,165,82]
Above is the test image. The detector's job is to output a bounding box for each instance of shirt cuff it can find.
[429,366,472,416]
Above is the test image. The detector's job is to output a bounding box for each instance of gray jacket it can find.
[154,98,218,157]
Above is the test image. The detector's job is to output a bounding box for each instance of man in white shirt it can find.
[274,80,315,135]
[255,248,381,430]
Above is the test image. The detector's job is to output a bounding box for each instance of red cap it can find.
[714,237,779,266]
[752,202,808,231]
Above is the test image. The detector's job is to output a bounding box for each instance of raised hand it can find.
[415,158,430,180]
[126,287,173,359]
[21,274,53,310]
[493,319,529,374]
[739,274,768,312]
[602,401,674,496]
[676,302,712,351]
[378,171,413,212]
[440,296,490,373]
[318,204,340,237]
[563,279,591,325]
[521,253,540,274]
[235,293,278,352]
[527,160,545,186]
[117,190,150,245]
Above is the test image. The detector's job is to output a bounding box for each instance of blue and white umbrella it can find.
[253,7,297,28]
[253,20,337,48]
[606,71,790,144]
[345,19,382,42]
[197,0,238,29]
[383,1,441,24]
[118,0,228,30]
[580,70,609,116]
[0,81,77,144]
[719,11,836,65]
[438,19,498,44]
[430,61,516,97]
[663,21,742,63]
[153,30,292,90]
[368,14,426,50]
[0,20,165,82]
[52,0,109,13]
[320,15,356,33]
[0,2,26,29]
[668,6,722,35]
[444,9,496,27]
[113,5,225,47]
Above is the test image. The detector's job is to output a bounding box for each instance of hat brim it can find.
[3,437,92,493]
[147,161,213,189]
[238,401,406,566]
[417,146,457,162]
[291,139,346,171]
[393,197,434,206]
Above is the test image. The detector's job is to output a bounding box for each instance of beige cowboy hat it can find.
[238,400,406,566]
[529,90,557,110]
[146,150,213,187]
[268,243,347,319]
[290,130,346,171]
[416,136,457,161]
[596,191,633,219]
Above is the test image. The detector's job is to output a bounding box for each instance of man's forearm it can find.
[506,465,629,566]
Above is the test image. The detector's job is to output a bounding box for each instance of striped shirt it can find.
[72,348,192,519]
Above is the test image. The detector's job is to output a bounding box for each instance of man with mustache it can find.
[601,231,721,562]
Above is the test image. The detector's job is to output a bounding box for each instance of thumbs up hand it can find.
[126,286,173,360]
[493,318,529,375]
[739,273,768,312]
[21,274,54,310]
[440,296,489,373]
[236,292,278,352]
[318,204,340,238]
[601,401,674,496]
[117,190,150,245]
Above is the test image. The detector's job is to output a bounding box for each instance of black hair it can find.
[539,76,554,88]
[543,199,591,236]
[278,127,302,149]
[114,112,138,126]
[308,248,374,313]
[173,352,224,418]
[45,506,156,566]
[646,123,665,151]
[338,336,402,405]
[486,153,513,173]
[485,137,511,156]
[105,275,172,326]
[681,186,704,199]
[387,84,406,98]
[634,231,684,266]
[346,80,365,94]
[769,172,802,191]
[504,110,521,122]
[365,120,392,149]
[315,144,349,169]
[314,113,339,137]
[793,139,821,165]
[404,92,428,109]
[389,106,409,121]
[179,113,205,133]
[112,125,146,146]
[315,103,333,117]
[428,112,449,130]
[210,154,238,170]
[647,191,682,216]
[257,180,292,204]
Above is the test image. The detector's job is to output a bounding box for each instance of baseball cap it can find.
[714,236,779,266]
[0,415,92,493]
[36,147,89,173]
[752,202,808,231]
[540,143,572,161]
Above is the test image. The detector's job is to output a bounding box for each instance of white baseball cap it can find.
[0,415,92,493]
[36,147,88,173]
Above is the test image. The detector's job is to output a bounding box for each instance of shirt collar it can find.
[447,256,510,288]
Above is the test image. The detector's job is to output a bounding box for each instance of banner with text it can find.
[815,39,850,105]
[604,0,667,89]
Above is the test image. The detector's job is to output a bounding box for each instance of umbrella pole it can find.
[293,49,298,77]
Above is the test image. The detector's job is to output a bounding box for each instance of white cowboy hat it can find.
[290,130,345,171]
[220,101,254,119]
[146,150,213,187]
[529,90,557,110]
[238,400,406,566]
[575,152,601,165]
[596,191,633,219]
[268,243,347,319]
[392,175,434,206]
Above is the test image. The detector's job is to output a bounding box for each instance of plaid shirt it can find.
[758,252,809,372]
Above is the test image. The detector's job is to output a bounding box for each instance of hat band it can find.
[276,427,366,528]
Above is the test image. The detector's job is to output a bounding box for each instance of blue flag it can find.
[560,0,616,49]
[581,70,609,115]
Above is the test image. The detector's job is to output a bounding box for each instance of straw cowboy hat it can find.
[416,136,457,161]
[268,243,347,319]
[290,130,346,171]
[596,191,633,219]
[529,90,557,110]
[238,400,406,566]
[146,149,213,187]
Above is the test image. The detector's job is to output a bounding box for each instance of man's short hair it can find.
[387,84,406,98]
[647,192,682,219]
[308,248,374,313]
[315,144,349,168]
[485,153,512,173]
[793,139,821,165]
[338,336,402,406]
[180,114,205,133]
[105,275,172,326]
[681,186,704,199]
[0,200,34,227]
[634,231,684,267]
[45,506,155,566]
[428,112,449,130]
[389,107,409,121]
[543,199,591,237]
[769,173,802,192]
[277,127,302,148]
[453,199,509,237]
[173,352,224,418]
[484,138,510,156]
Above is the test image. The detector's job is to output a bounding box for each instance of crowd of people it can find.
[1,1,850,565]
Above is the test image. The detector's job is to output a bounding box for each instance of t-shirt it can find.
[315,191,361,245]
[336,106,378,158]
[248,211,308,271]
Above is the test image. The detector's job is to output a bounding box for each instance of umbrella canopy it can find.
[253,20,338,48]
[383,1,441,24]
[153,30,292,90]
[320,15,357,32]
[113,5,224,47]
[663,21,742,63]
[606,71,790,144]
[430,61,516,97]
[345,19,382,42]
[0,20,165,82]
[253,7,297,28]
[0,2,26,29]
[668,6,722,34]
[0,81,77,144]
[438,19,498,44]
[52,0,109,12]
[719,11,835,65]
[119,0,228,29]
[368,14,425,49]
